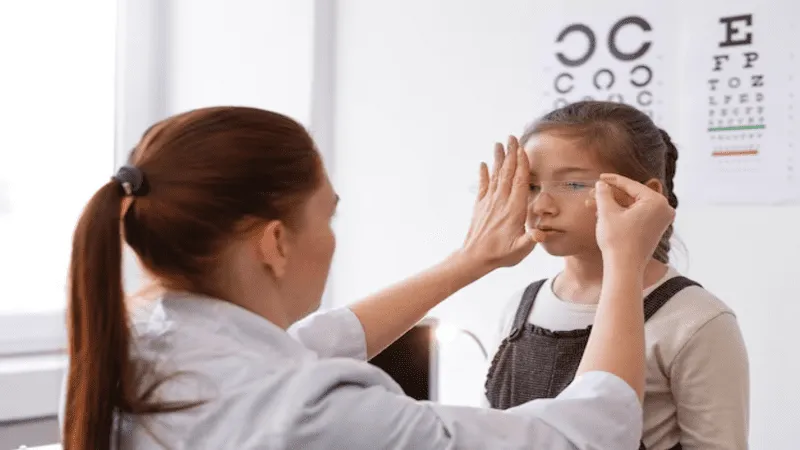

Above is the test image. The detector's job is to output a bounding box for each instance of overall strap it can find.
[643,276,702,321]
[507,279,547,341]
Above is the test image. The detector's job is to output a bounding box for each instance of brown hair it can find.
[64,106,322,450]
[521,100,679,263]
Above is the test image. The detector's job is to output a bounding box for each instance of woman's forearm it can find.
[348,251,490,359]
[577,258,646,403]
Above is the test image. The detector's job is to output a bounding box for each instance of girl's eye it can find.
[529,184,541,192]
[566,182,590,190]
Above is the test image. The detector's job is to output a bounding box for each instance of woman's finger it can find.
[594,180,624,215]
[599,173,655,202]
[510,145,530,209]
[497,136,519,196]
[476,162,490,200]
[488,143,505,194]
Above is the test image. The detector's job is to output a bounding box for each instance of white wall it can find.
[165,0,315,123]
[331,1,797,448]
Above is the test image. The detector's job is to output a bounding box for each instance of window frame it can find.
[0,0,125,423]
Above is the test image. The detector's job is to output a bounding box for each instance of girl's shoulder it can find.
[645,272,740,356]
[650,272,735,325]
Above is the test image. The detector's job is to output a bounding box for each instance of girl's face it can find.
[524,132,614,257]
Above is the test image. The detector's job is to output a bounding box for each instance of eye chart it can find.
[529,2,681,131]
[680,1,800,205]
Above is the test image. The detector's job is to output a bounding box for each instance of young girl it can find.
[483,101,750,450]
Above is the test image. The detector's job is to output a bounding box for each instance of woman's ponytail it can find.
[64,180,132,450]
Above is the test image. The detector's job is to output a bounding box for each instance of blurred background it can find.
[1,0,798,448]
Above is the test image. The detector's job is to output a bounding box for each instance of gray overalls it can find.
[485,276,701,450]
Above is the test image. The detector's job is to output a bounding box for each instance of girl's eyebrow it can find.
[553,167,594,176]
[530,167,594,177]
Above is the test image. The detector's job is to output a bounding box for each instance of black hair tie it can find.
[112,165,148,197]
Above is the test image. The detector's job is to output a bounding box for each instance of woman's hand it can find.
[593,173,675,268]
[348,137,540,358]
[461,136,540,272]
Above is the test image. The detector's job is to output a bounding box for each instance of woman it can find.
[63,106,675,449]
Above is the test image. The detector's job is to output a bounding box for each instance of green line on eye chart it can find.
[707,124,766,132]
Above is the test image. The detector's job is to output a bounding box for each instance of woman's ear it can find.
[644,178,664,195]
[257,220,291,279]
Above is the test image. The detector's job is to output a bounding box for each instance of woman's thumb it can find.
[594,180,622,214]
[511,230,539,256]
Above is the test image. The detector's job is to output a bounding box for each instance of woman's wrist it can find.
[446,249,494,286]
[602,252,646,278]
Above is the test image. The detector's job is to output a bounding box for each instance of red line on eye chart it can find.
[711,149,759,157]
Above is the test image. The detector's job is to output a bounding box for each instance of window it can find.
[0,3,117,352]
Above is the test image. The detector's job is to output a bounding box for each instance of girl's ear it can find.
[644,178,664,195]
